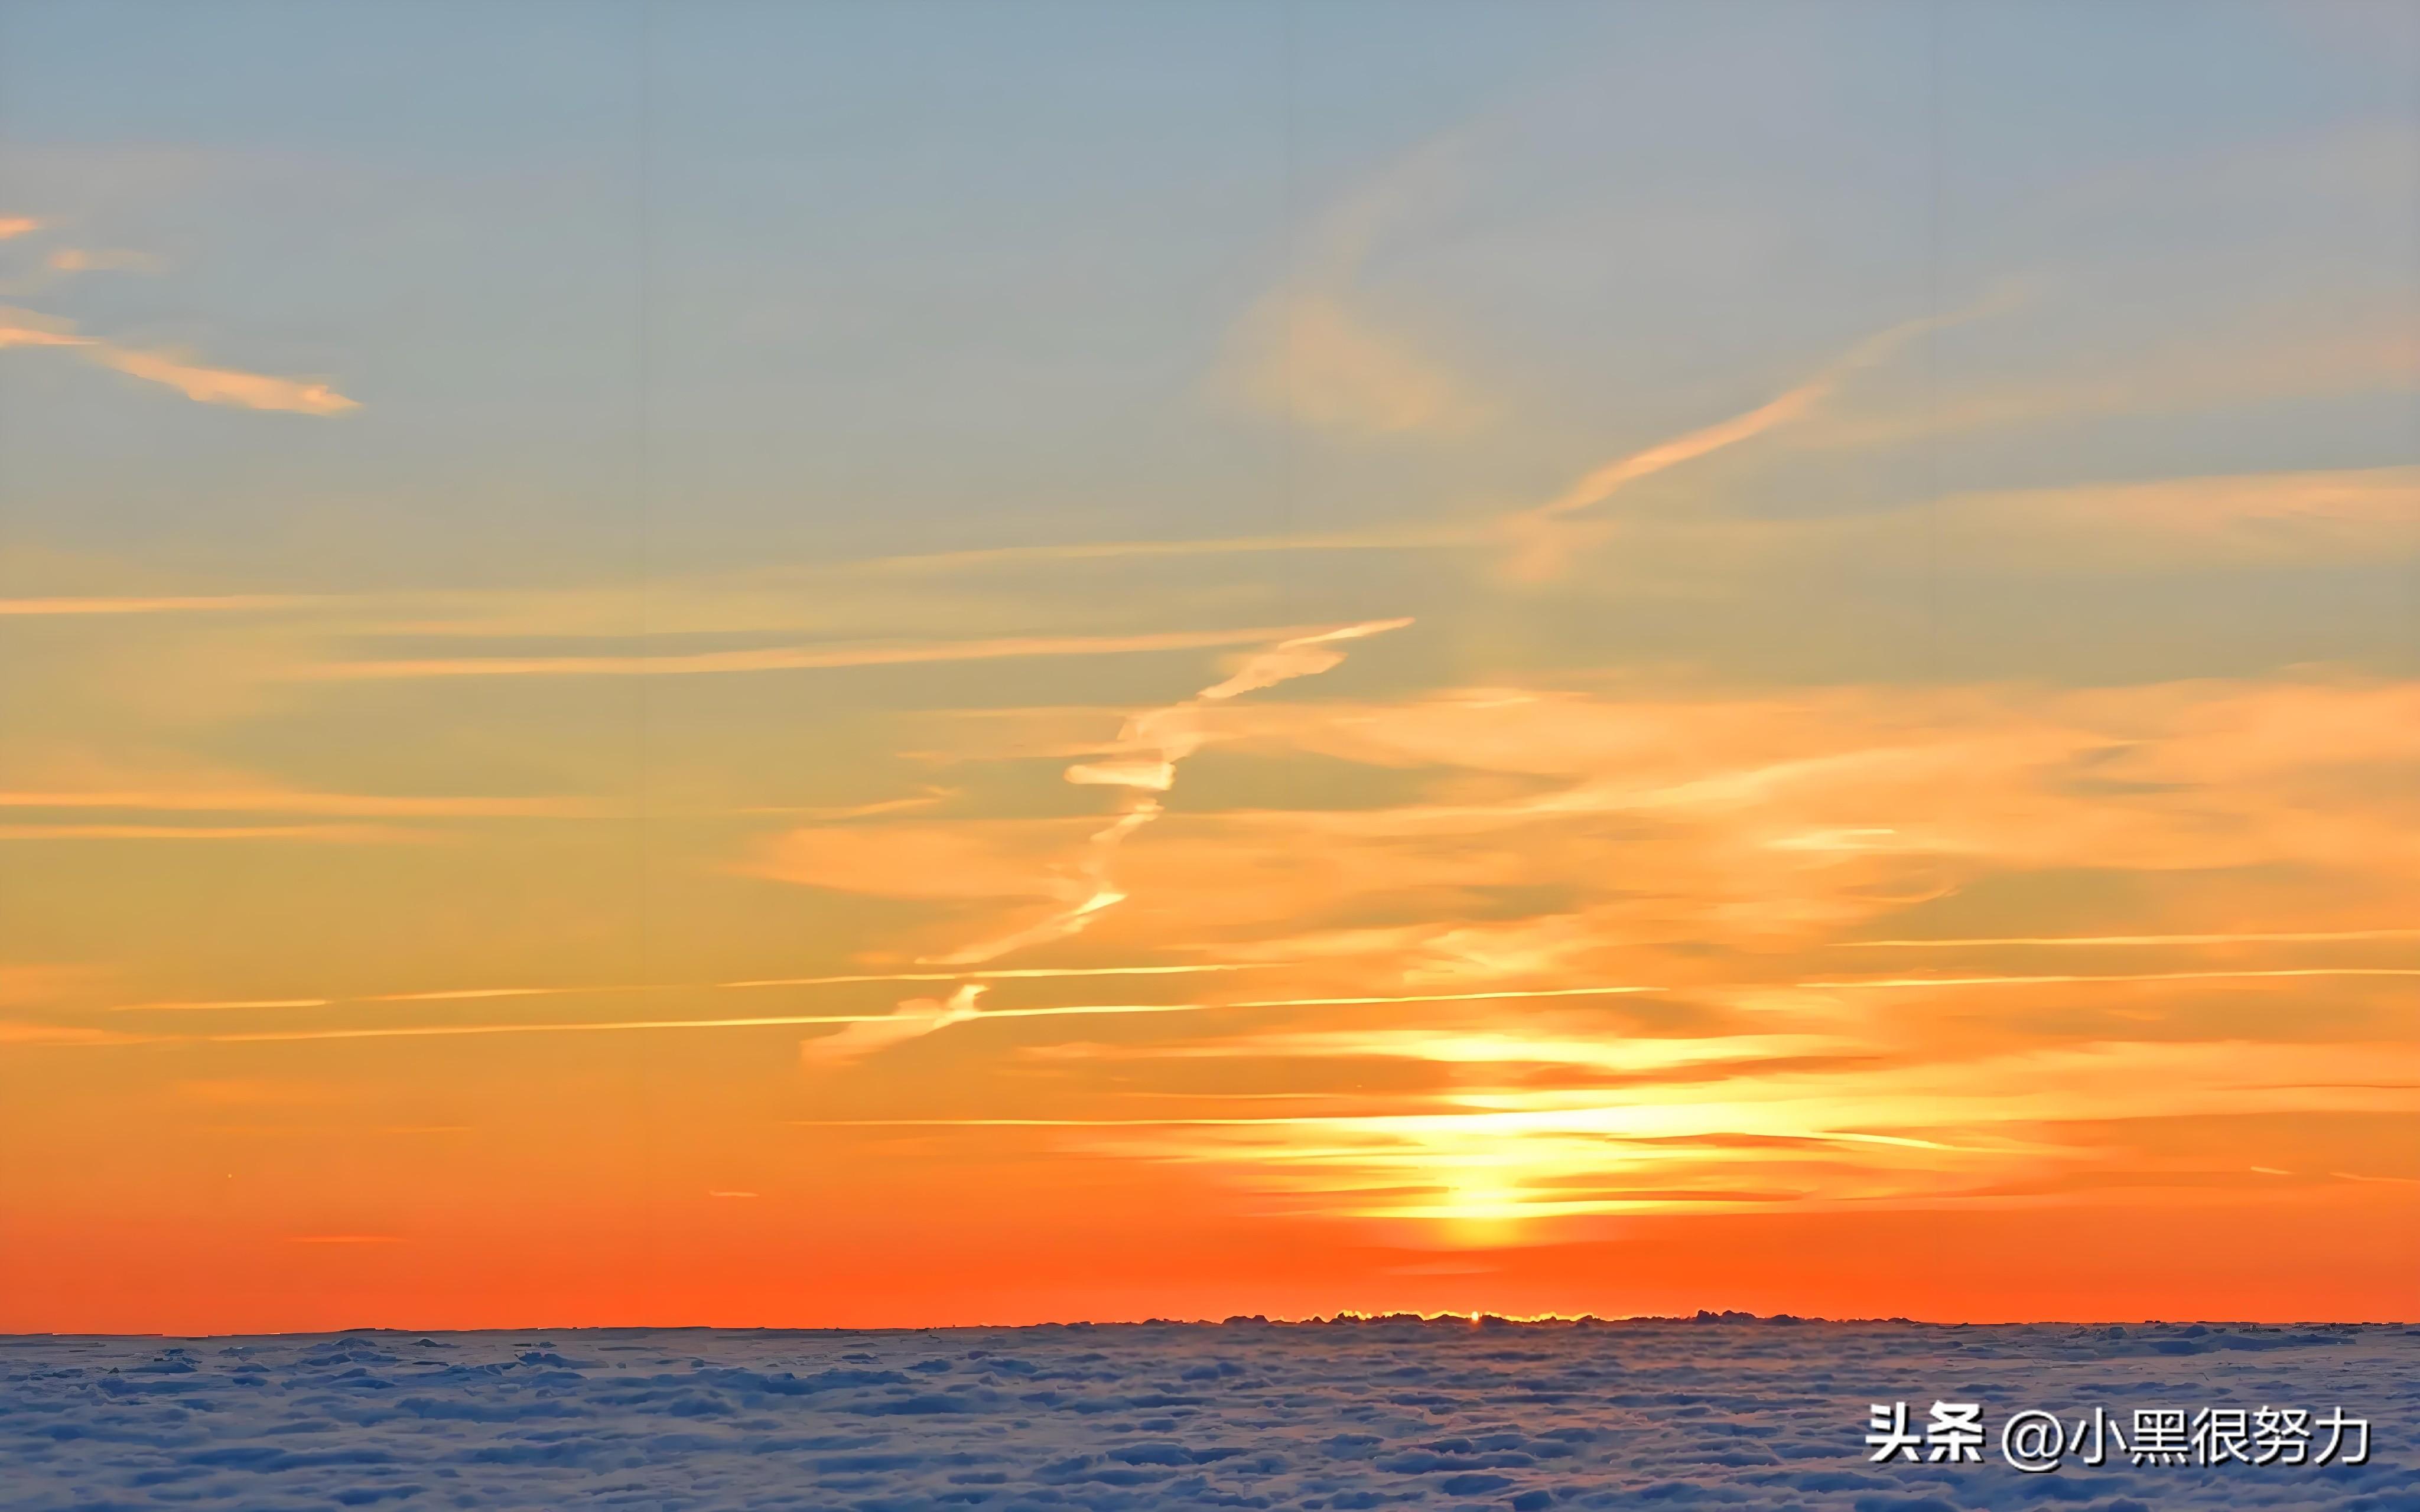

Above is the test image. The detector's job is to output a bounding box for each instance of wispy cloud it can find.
[836,524,1478,576]
[0,822,422,843]
[740,666,2420,1220]
[0,777,592,846]
[1455,462,2420,597]
[725,963,1268,989]
[0,216,43,240]
[45,247,160,275]
[0,314,86,350]
[1924,465,2420,568]
[1500,298,2015,579]
[0,787,591,818]
[86,963,1264,1015]
[1803,300,2420,454]
[1225,295,1490,438]
[770,620,1416,1065]
[1799,966,2420,990]
[0,963,110,1012]
[1218,139,1489,438]
[45,980,1666,1050]
[1840,927,2420,950]
[757,676,2420,999]
[302,623,1342,681]
[928,620,1413,968]
[731,791,953,820]
[28,997,1228,1049]
[1035,1025,1804,1073]
[0,594,316,616]
[115,998,331,1014]
[0,304,356,415]
[1006,1038,2420,1223]
[798,983,988,1066]
[0,1020,149,1046]
[88,346,356,415]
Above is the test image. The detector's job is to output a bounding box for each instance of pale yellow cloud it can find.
[305,623,1338,681]
[40,981,1668,1054]
[1224,295,1489,437]
[799,984,988,1067]
[0,594,314,616]
[1497,464,2417,601]
[1842,927,2420,949]
[725,963,1268,989]
[1216,136,1488,438]
[763,676,2420,1018]
[76,963,1266,1022]
[1930,465,2420,568]
[0,216,43,240]
[0,823,423,843]
[32,997,1226,1050]
[1032,1037,2420,1223]
[1800,966,2420,990]
[750,816,1101,902]
[87,347,356,415]
[1806,295,2420,455]
[0,963,109,1011]
[0,314,87,349]
[1499,304,2009,581]
[1035,1028,1821,1074]
[0,787,591,817]
[46,247,159,275]
[840,524,1476,576]
[0,304,356,414]
[1813,336,2418,453]
[116,999,332,1014]
[0,1021,148,1046]
[926,619,1411,967]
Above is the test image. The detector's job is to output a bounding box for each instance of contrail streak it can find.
[177,1002,1219,1046]
[724,963,1272,989]
[109,998,331,1014]
[840,524,1476,575]
[928,618,1413,969]
[99,963,1268,1013]
[57,981,1665,1047]
[1221,986,1663,1009]
[1800,967,2420,990]
[1502,295,2013,579]
[0,595,314,616]
[305,624,1335,681]
[1837,929,2420,949]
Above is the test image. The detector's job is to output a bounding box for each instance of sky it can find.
[1,0,2416,1334]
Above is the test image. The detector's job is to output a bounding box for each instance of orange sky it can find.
[6,650,2417,1332]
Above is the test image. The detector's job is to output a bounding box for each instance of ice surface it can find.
[4,1318,2413,1509]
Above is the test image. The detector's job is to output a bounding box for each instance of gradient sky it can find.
[2,0,2416,1333]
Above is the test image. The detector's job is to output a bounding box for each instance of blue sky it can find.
[3,1,2409,591]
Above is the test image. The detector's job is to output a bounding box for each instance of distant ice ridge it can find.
[4,1318,2413,1510]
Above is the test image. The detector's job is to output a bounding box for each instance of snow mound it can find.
[4,1319,2411,1508]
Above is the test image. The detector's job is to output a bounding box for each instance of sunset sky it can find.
[2,1,2416,1334]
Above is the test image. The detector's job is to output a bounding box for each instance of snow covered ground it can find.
[4,1318,2412,1510]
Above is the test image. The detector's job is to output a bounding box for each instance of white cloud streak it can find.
[0,304,356,415]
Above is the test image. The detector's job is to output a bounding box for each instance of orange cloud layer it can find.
[743,672,2420,1230]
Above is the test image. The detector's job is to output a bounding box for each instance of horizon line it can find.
[9,1310,2408,1340]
